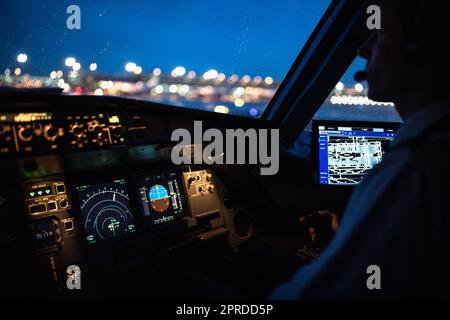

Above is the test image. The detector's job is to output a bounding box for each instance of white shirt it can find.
[270,98,450,299]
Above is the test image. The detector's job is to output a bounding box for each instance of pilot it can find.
[270,0,450,299]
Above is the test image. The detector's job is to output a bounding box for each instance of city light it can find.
[90,63,98,71]
[249,108,258,117]
[14,68,22,76]
[94,88,104,96]
[242,75,251,84]
[217,73,226,82]
[187,71,196,79]
[169,84,178,93]
[233,87,245,97]
[335,82,344,91]
[203,69,219,80]
[153,68,162,76]
[355,83,364,93]
[17,53,28,63]
[125,62,137,72]
[134,66,143,75]
[253,76,263,85]
[228,74,239,84]
[214,105,230,114]
[264,76,274,85]
[50,71,57,79]
[56,70,64,79]
[72,62,81,71]
[68,71,78,78]
[234,98,245,107]
[155,85,164,94]
[65,57,76,67]
[171,66,186,77]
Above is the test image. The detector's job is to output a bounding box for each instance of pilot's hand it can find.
[317,210,340,232]
[299,210,340,233]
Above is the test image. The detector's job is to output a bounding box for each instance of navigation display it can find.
[76,179,136,244]
[136,171,186,225]
[314,121,400,185]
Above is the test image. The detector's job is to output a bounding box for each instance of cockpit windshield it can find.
[0,0,331,118]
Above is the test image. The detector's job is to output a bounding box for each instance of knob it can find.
[18,126,33,142]
[43,124,58,142]
[59,199,69,209]
[205,174,212,182]
[0,124,6,135]
[93,125,103,136]
[208,185,215,193]
[71,124,84,138]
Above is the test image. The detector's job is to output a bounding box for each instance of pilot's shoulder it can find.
[408,129,450,181]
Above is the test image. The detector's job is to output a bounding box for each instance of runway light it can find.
[17,53,28,63]
[72,62,81,71]
[14,68,22,76]
[65,57,76,67]
[90,63,98,71]
[214,105,230,114]
[94,88,104,96]
[125,62,137,72]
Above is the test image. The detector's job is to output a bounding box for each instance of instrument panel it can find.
[26,169,222,248]
[136,171,186,226]
[0,112,126,156]
[76,179,136,245]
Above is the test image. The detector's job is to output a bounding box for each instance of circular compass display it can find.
[76,179,135,244]
[149,184,170,213]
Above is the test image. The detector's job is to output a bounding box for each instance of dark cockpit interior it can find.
[6,0,447,303]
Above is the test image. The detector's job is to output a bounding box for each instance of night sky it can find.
[0,0,363,84]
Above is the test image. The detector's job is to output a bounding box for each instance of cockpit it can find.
[4,0,448,304]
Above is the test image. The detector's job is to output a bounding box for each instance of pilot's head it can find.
[358,0,450,118]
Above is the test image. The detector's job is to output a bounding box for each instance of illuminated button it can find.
[55,184,65,193]
[29,203,46,215]
[64,220,74,231]
[47,201,57,211]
